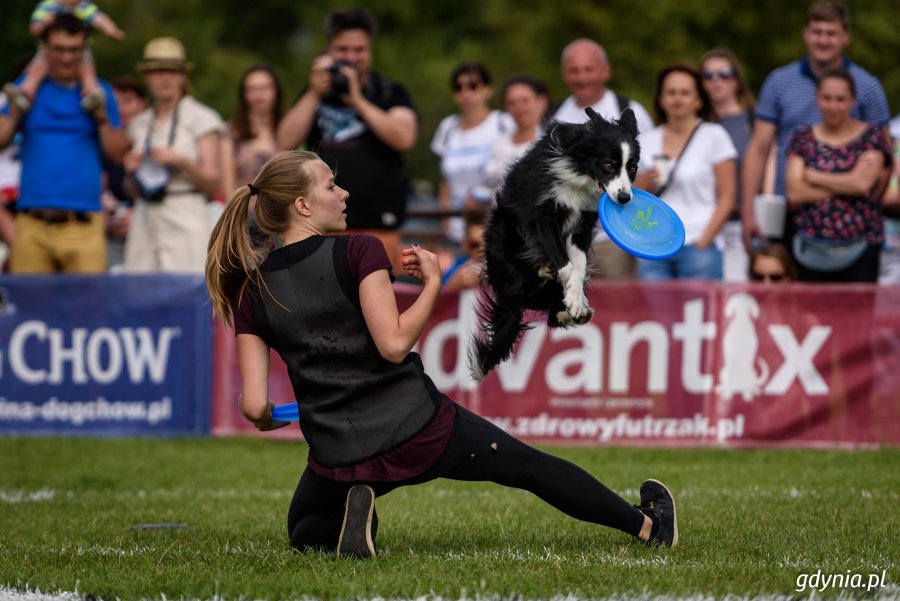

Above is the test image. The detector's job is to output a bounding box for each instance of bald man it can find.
[551,39,654,280]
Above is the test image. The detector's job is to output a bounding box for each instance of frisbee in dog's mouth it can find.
[598,187,685,260]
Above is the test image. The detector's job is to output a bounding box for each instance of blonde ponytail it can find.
[206,185,258,325]
[205,150,321,325]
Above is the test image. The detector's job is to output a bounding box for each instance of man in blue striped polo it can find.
[740,0,891,250]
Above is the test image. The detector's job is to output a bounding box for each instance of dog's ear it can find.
[618,108,639,138]
[549,121,585,150]
[584,107,610,125]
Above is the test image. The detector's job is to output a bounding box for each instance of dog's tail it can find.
[469,287,528,381]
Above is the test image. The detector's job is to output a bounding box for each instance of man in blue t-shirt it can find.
[740,0,891,250]
[0,13,128,273]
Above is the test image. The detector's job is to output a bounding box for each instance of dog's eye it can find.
[600,162,616,173]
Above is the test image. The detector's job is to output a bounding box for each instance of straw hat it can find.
[136,37,193,73]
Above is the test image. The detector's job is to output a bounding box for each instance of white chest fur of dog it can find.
[471,107,641,380]
[544,141,635,325]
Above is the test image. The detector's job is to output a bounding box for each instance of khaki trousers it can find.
[10,212,106,274]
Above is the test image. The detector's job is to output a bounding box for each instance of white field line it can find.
[3,543,894,572]
[0,488,291,504]
[0,489,56,504]
[1,585,899,601]
[2,486,897,506]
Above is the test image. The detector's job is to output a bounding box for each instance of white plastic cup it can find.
[754,194,787,238]
[653,154,671,187]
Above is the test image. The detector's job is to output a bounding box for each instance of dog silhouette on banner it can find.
[716,293,769,402]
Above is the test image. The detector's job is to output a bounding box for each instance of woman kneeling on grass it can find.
[205,150,678,558]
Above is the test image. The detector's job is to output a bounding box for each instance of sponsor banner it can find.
[0,275,212,435]
[211,282,900,447]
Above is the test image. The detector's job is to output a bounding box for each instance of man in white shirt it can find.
[551,39,654,280]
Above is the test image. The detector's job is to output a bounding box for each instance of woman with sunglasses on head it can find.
[431,62,513,244]
[700,48,757,282]
[785,69,891,283]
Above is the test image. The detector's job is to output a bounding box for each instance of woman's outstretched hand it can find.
[401,244,442,286]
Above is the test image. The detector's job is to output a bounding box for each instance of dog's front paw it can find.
[555,310,577,326]
[551,307,594,328]
[538,265,556,280]
[563,289,593,322]
[574,305,594,324]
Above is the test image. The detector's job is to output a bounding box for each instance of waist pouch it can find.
[792,232,867,272]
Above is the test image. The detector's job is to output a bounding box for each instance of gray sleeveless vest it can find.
[256,236,438,467]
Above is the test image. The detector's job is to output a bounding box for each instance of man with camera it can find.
[277,8,417,271]
[0,14,127,274]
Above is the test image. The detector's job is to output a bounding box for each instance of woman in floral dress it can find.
[785,68,891,282]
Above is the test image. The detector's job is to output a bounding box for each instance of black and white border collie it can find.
[470,107,640,381]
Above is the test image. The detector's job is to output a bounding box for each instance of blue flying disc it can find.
[598,188,685,260]
[271,403,300,421]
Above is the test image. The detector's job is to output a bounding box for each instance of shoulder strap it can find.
[657,121,703,197]
[614,92,631,114]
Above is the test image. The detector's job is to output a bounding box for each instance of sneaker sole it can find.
[3,84,30,112]
[337,485,376,559]
[645,478,678,548]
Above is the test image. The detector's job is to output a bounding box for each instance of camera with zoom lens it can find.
[327,59,354,96]
[134,157,171,202]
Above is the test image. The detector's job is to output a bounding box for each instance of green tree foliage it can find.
[1,0,897,182]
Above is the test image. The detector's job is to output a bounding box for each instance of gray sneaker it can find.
[637,479,678,547]
[3,83,31,113]
[81,88,106,112]
[337,484,376,559]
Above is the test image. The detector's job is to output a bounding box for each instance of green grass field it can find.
[1,437,897,600]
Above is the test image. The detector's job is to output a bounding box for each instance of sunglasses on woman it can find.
[453,80,482,92]
[702,69,734,81]
[750,272,785,282]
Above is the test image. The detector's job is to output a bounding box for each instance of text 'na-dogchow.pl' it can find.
[470,107,640,380]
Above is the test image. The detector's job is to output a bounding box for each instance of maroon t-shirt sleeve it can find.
[233,291,257,336]
[347,234,395,283]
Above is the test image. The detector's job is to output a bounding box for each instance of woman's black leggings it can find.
[287,404,646,552]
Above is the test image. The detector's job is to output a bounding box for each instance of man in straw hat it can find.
[0,13,128,274]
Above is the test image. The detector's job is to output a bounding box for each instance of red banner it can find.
[212,282,900,448]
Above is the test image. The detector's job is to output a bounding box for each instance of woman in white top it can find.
[635,63,736,280]
[123,37,225,273]
[483,75,548,190]
[431,62,512,243]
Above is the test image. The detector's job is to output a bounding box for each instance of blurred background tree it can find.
[1,0,897,185]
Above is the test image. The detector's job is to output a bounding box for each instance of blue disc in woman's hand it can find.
[271,403,300,421]
[598,187,686,260]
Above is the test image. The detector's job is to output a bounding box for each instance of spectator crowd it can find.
[0,0,897,286]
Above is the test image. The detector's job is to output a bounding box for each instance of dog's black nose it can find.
[616,190,632,204]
